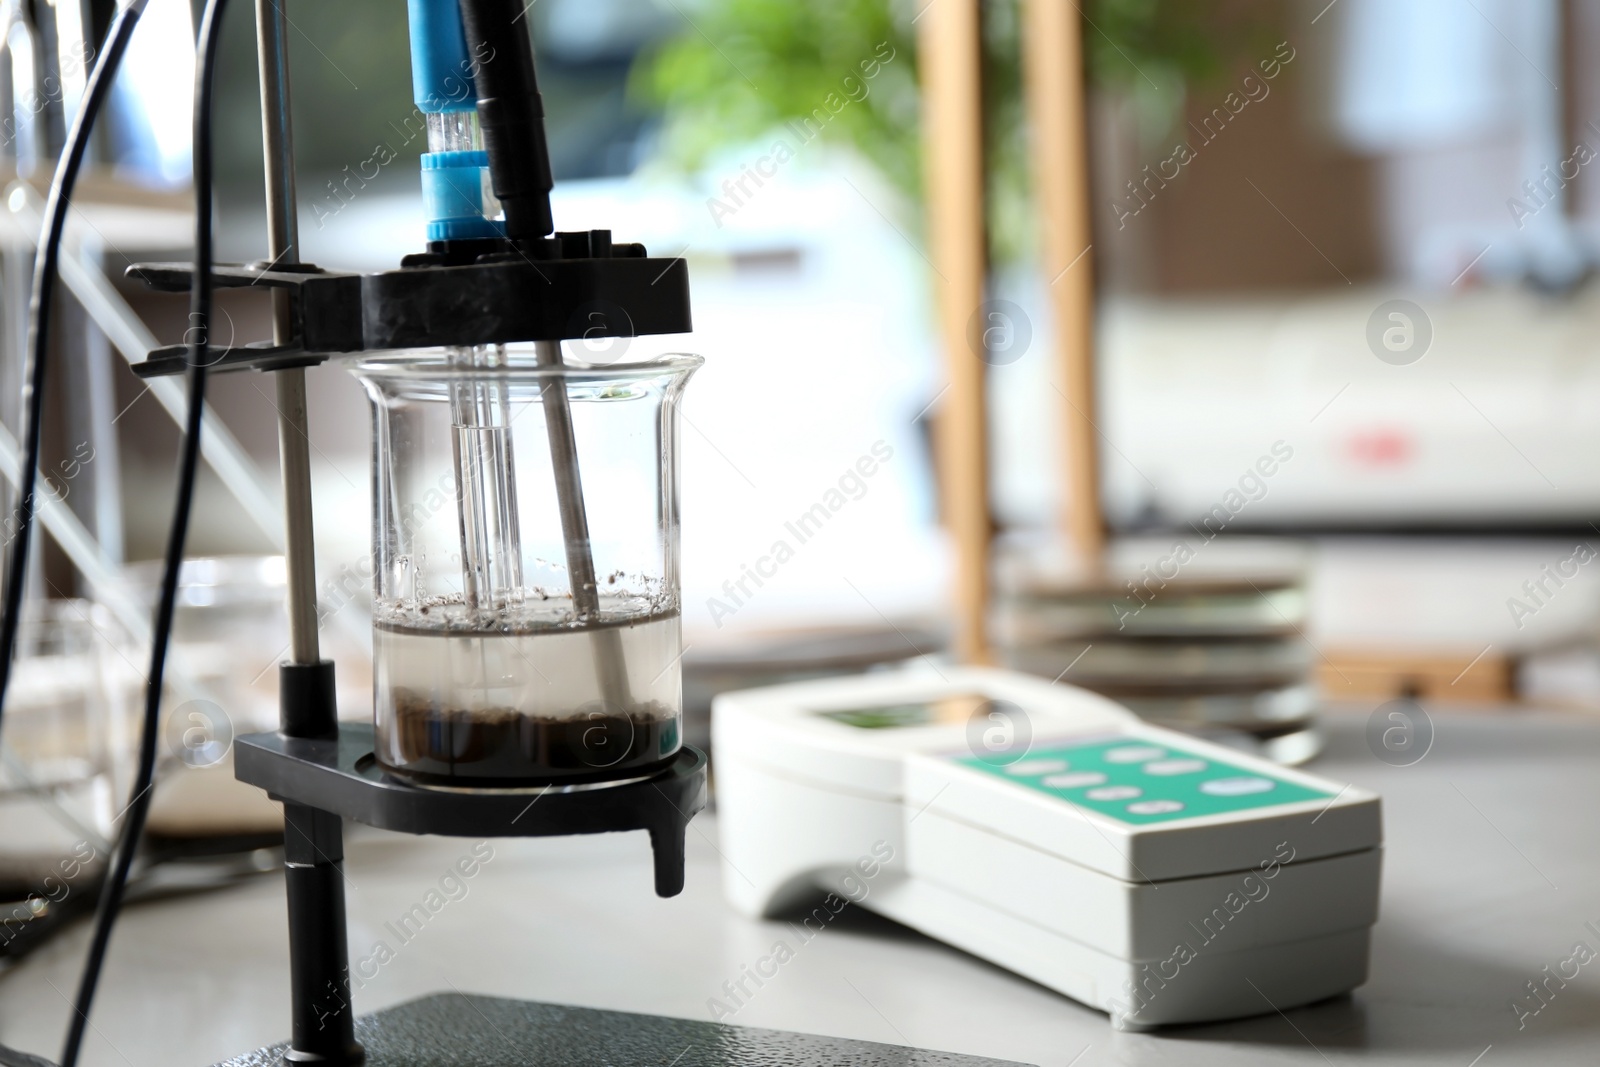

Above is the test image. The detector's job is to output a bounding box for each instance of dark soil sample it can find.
[380,692,681,785]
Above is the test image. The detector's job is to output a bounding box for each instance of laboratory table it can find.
[0,708,1597,1065]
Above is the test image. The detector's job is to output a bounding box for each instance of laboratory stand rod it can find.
[256,0,321,670]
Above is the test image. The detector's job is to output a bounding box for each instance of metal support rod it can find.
[256,0,320,669]
[255,5,360,1064]
[274,367,321,665]
[283,801,364,1064]
[258,0,299,275]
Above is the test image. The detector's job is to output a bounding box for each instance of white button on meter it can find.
[1200,775,1277,796]
[1143,758,1206,776]
[1041,771,1106,789]
[1103,745,1165,763]
[1003,759,1068,776]
[1127,799,1184,815]
[1085,785,1141,801]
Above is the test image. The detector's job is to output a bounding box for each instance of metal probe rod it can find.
[453,0,637,718]
[534,340,633,713]
[274,370,319,664]
[257,0,318,667]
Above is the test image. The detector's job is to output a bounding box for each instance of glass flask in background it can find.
[352,348,700,786]
[0,600,135,879]
[126,555,376,746]
[126,555,290,740]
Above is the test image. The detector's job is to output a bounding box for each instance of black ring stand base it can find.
[238,662,713,1065]
[235,725,706,898]
[210,992,1034,1067]
[228,679,1026,1066]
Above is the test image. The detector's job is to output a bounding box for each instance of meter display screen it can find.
[817,694,994,730]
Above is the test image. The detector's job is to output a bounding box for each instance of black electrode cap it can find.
[457,0,556,241]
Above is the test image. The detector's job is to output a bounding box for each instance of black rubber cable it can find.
[0,3,151,1063]
[0,0,149,747]
[58,0,227,1061]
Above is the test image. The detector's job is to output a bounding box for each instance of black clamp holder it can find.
[126,229,692,378]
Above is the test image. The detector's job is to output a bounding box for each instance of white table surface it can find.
[2,708,1598,1066]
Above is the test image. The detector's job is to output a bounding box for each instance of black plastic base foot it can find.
[211,993,1035,1066]
[281,1051,363,1066]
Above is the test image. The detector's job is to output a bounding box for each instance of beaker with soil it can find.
[352,349,700,786]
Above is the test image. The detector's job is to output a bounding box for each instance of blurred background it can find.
[5,0,1600,895]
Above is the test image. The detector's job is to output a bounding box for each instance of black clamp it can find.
[126,229,692,378]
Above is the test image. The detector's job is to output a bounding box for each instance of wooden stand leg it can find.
[919,0,992,663]
[1022,0,1104,567]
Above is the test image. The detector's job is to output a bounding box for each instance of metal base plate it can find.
[211,993,1035,1066]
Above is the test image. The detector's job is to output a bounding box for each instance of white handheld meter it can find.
[713,667,1381,1029]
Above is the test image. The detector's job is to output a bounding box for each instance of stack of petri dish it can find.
[994,538,1321,764]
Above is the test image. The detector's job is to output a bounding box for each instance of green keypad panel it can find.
[955,736,1334,824]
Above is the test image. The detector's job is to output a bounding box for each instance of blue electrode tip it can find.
[421,150,504,241]
[407,0,477,113]
[408,0,504,241]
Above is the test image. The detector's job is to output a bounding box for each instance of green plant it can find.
[631,0,1255,257]
[633,0,923,193]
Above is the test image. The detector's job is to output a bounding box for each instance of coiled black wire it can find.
[0,0,149,750]
[0,3,153,1063]
[58,0,227,1062]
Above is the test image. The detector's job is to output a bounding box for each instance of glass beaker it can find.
[351,348,700,786]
